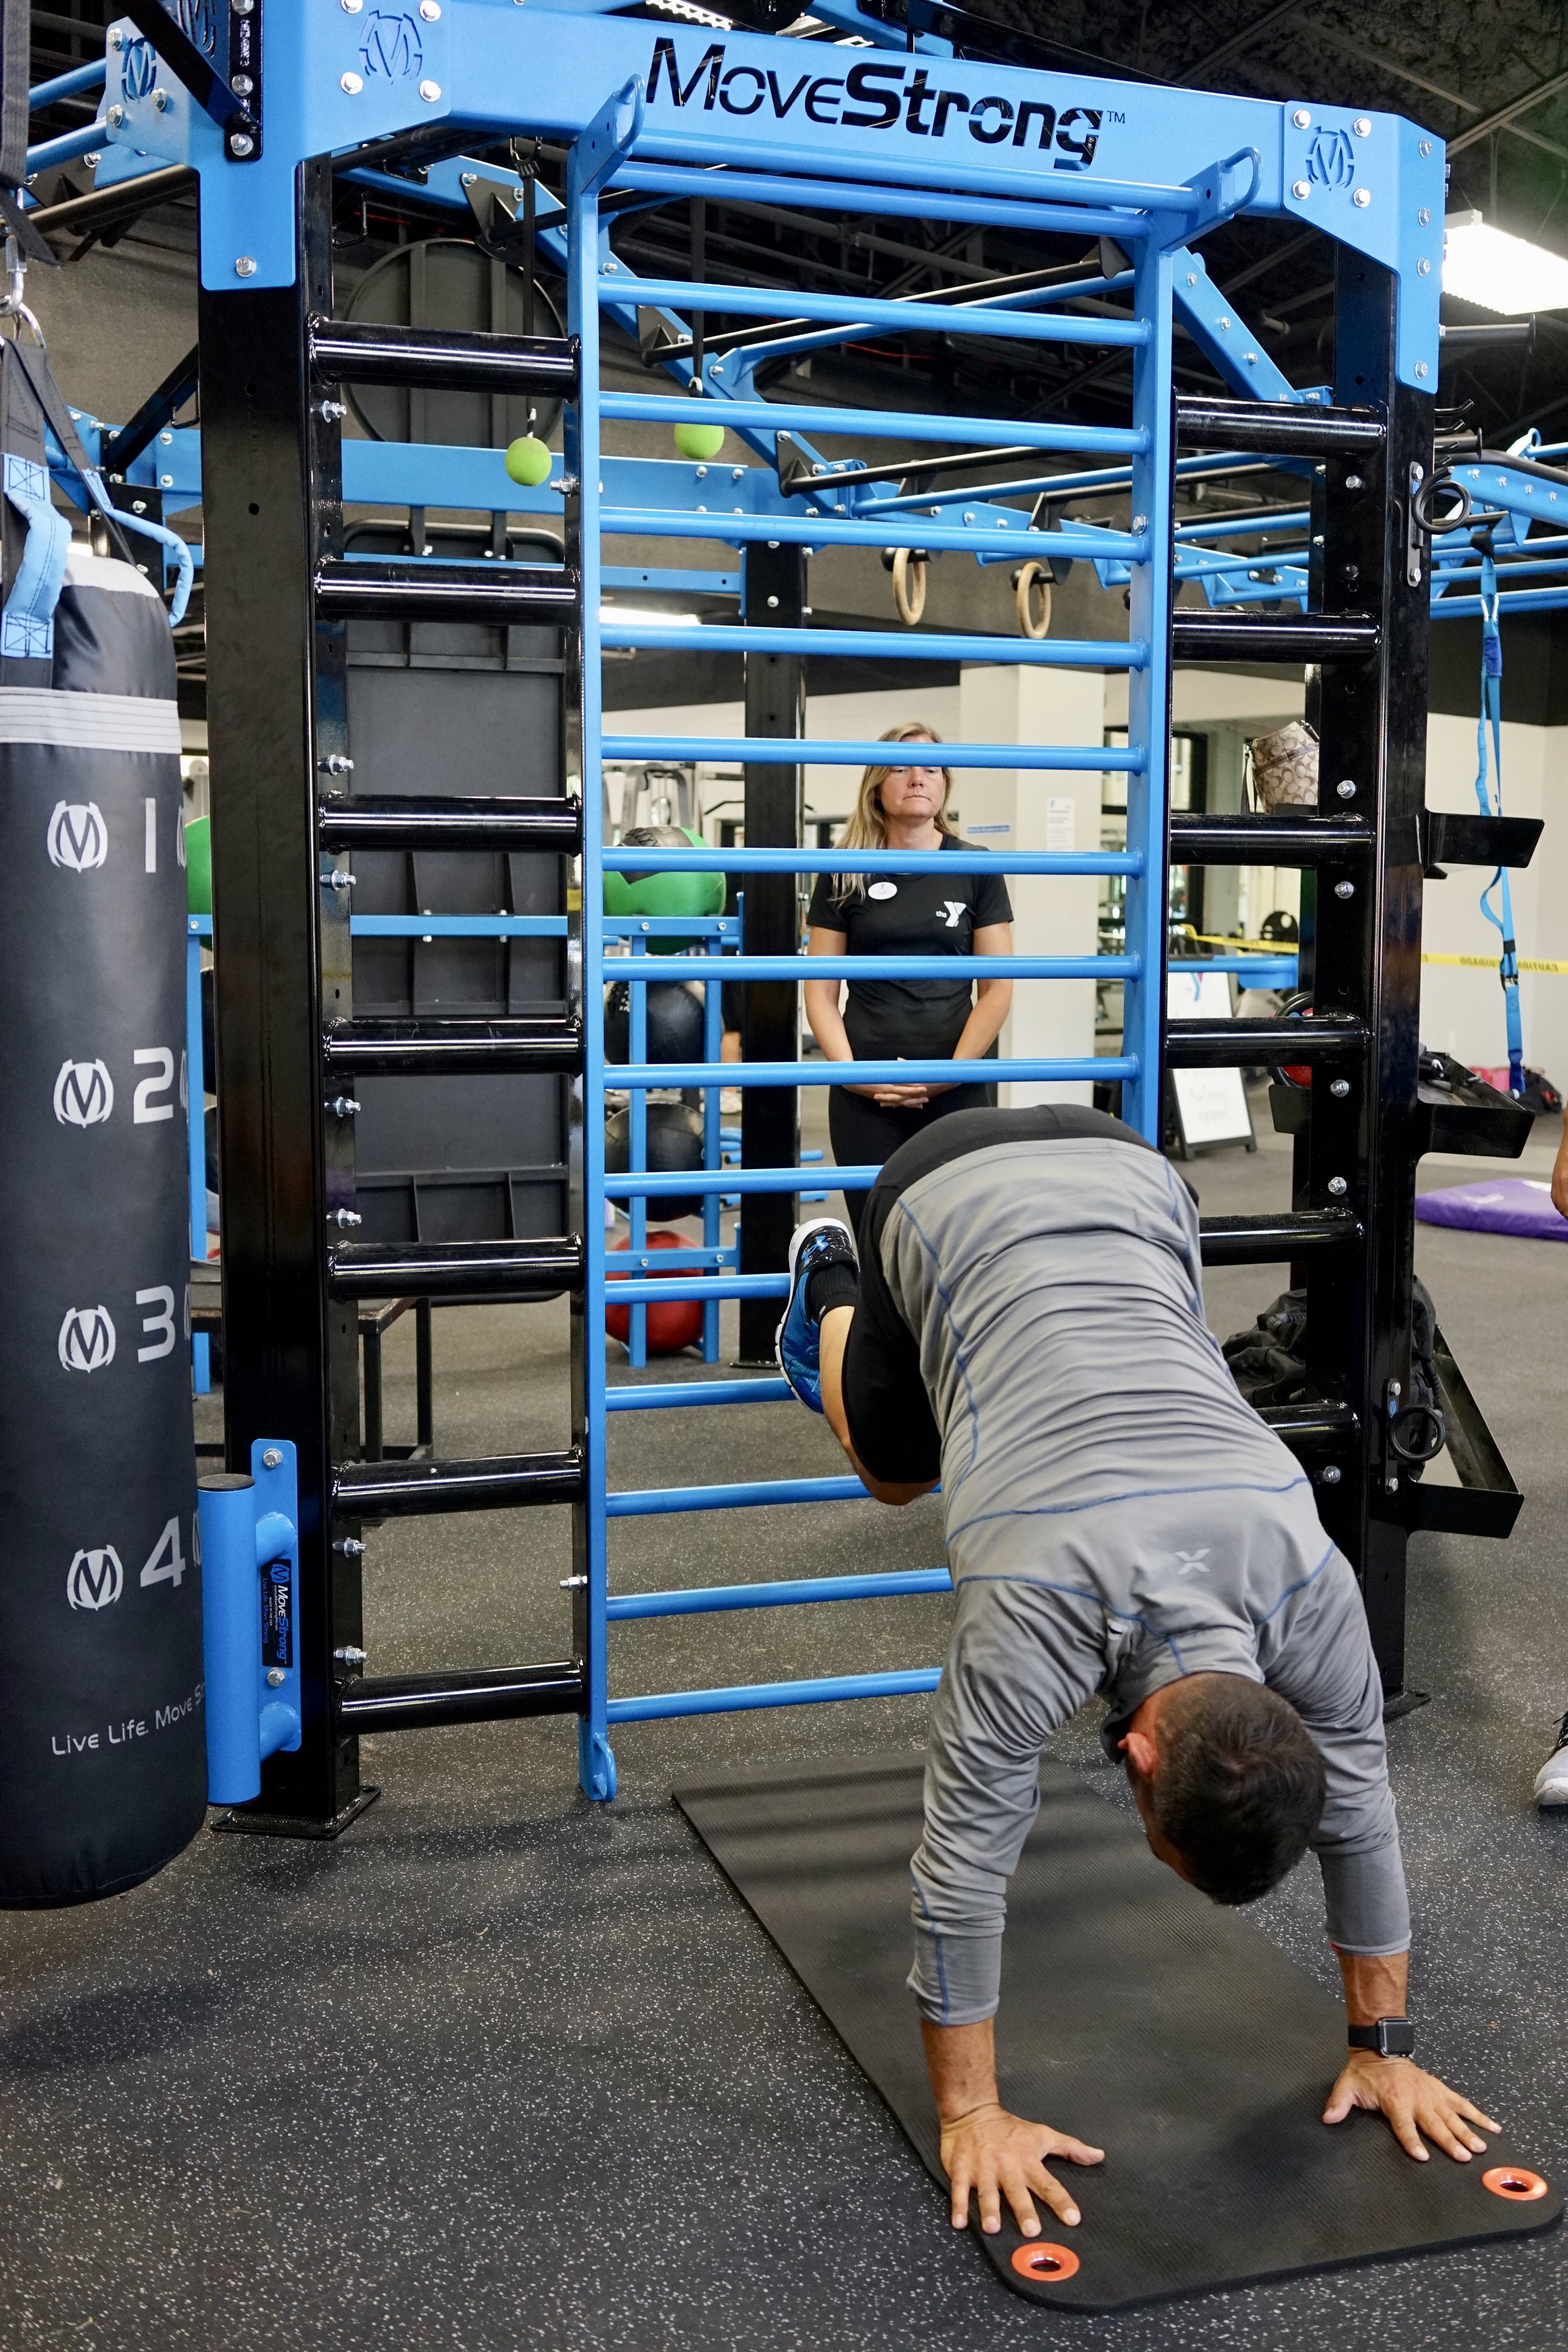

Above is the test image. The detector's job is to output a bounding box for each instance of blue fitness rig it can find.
[17,0,1542,1821]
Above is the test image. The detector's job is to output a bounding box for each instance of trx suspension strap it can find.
[1473,547,1525,1098]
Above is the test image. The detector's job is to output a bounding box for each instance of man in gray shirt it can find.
[775,1105,1498,2247]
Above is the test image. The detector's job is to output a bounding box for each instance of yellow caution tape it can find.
[1421,951,1568,974]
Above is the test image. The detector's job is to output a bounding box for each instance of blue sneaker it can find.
[775,1217,858,1414]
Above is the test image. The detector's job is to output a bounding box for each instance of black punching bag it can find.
[0,365,204,1902]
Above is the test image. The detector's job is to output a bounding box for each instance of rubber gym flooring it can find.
[1,1102,1565,2351]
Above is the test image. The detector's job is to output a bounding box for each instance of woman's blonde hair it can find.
[831,722,956,902]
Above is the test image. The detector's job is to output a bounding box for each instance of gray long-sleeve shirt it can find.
[876,1131,1409,2026]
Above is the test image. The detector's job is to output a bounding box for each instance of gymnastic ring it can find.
[1411,472,1473,536]
[1014,559,1052,640]
[892,546,928,626]
[1010,2241,1081,2281]
[1482,2166,1549,2201]
[1389,1402,1446,1465]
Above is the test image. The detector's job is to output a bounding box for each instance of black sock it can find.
[806,1262,858,1326]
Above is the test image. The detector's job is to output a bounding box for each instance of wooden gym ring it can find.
[1015,559,1052,640]
[1010,2240,1081,2281]
[892,546,928,626]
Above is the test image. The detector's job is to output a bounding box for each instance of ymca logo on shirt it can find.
[938,901,965,929]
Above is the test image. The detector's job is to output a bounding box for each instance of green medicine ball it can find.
[603,824,726,954]
[185,814,212,915]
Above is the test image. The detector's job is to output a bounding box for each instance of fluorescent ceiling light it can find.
[599,605,702,628]
[1443,211,1568,315]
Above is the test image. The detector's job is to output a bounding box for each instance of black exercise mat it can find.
[674,1754,1560,2314]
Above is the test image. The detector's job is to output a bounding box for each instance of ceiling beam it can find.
[1174,0,1306,88]
[1449,63,1568,156]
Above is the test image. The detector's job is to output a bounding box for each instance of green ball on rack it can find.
[504,434,553,487]
[603,825,727,954]
[674,417,727,462]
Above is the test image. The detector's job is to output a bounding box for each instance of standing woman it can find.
[803,722,1014,1236]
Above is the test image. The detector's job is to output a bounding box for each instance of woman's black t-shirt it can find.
[805,834,1014,1061]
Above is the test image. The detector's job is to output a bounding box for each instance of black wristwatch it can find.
[1348,2017,1414,2059]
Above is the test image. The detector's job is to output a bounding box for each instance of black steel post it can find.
[736,541,805,1362]
[1306,251,1432,1697]
[198,160,373,1832]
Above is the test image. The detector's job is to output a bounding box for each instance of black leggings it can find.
[827,1081,997,1242]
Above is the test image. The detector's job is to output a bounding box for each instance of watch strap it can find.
[1348,2018,1414,2058]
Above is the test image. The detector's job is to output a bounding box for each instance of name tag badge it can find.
[867,881,898,900]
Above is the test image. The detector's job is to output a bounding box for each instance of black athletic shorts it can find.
[841,1103,1153,1486]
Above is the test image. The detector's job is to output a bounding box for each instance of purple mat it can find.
[1416,1177,1568,1240]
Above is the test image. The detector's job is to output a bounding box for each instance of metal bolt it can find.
[131,499,147,515]
[1334,879,1354,899]
[233,73,253,94]
[107,104,124,127]
[109,26,123,45]
[340,71,363,93]
[267,1668,286,1688]
[1217,315,1231,331]
[418,78,442,101]
[329,1096,360,1118]
[1337,779,1355,798]
[460,171,475,186]
[1419,139,1431,156]
[229,131,255,156]
[152,87,169,110]
[1415,362,1429,381]
[1327,1176,1348,1196]
[553,475,579,495]
[1352,188,1370,208]
[1186,272,1197,286]
[1344,474,1363,490]
[319,399,347,422]
[235,255,257,277]
[559,1574,587,1589]
[1321,1465,1342,1485]
[330,1207,363,1228]
[327,870,356,891]
[1353,117,1372,137]
[334,1537,367,1555]
[321,752,354,774]
[1292,108,1311,128]
[600,260,618,273]
[1417,258,1430,277]
[711,363,724,376]
[420,0,441,15]
[160,474,173,487]
[341,0,363,11]
[766,593,778,608]
[1385,1473,1399,1493]
[1291,179,1310,200]
[160,432,172,445]
[1329,1078,1350,1098]
[694,464,707,479]
[334,1645,369,1664]
[1389,1379,1402,1404]
[732,466,744,480]
[963,509,976,523]
[262,1447,284,1469]
[1131,514,1147,534]
[1417,207,1431,226]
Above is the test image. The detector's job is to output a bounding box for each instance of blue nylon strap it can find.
[1474,552,1525,1096]
[1,450,70,661]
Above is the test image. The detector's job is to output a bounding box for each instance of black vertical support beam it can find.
[199,160,372,1832]
[1307,251,1432,1697]
[736,541,805,1362]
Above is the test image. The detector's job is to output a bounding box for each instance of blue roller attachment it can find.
[196,1441,302,1808]
[24,120,104,174]
[29,59,106,109]
[605,1668,944,1723]
[607,1568,953,1618]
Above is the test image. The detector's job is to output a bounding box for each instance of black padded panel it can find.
[674,1756,1560,2314]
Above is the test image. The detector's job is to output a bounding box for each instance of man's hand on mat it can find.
[938,2104,1105,2237]
[1323,2055,1500,2162]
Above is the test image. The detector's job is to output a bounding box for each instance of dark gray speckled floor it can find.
[3,1111,1567,2351]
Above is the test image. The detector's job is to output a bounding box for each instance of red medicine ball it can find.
[606,1229,704,1355]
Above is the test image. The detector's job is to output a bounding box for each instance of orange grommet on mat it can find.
[1482,2166,1550,2202]
[1010,2242,1081,2282]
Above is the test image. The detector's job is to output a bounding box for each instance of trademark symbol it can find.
[1106,109,1125,124]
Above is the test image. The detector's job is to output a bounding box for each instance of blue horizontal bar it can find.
[605,916,738,938]
[607,1475,866,1517]
[618,955,1134,982]
[1172,955,1297,982]
[602,564,740,595]
[601,845,1142,877]
[1173,509,1310,542]
[26,120,102,172]
[606,1377,795,1412]
[603,1165,878,1198]
[621,1056,1136,1088]
[607,161,1160,241]
[605,277,1148,348]
[610,1246,734,1272]
[600,391,1146,458]
[352,914,568,938]
[1431,587,1568,617]
[601,736,1139,773]
[599,619,1144,670]
[30,60,106,109]
[605,1666,943,1723]
[601,506,1140,563]
[605,1274,792,1305]
[607,1568,953,1619]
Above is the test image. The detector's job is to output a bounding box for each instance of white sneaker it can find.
[1533,1715,1568,1807]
